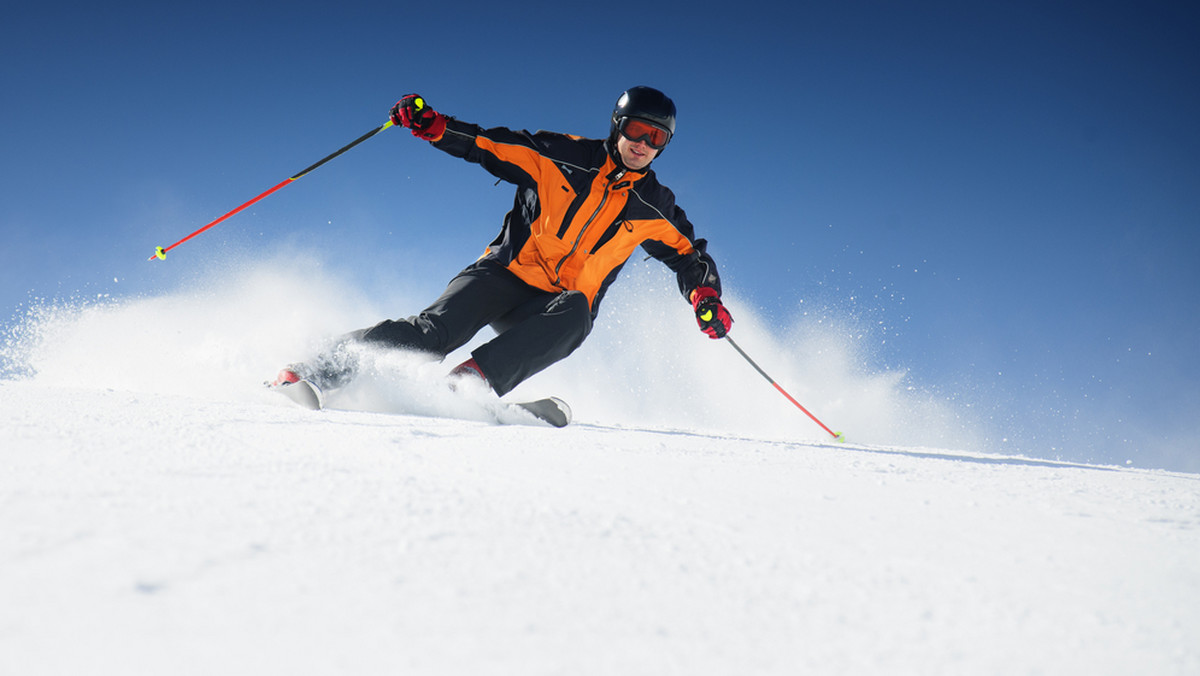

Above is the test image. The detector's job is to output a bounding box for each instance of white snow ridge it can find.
[2,265,1198,675]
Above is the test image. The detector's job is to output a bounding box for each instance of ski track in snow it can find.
[2,265,1199,674]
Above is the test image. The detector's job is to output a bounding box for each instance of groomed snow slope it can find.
[3,381,1198,675]
[2,265,1198,674]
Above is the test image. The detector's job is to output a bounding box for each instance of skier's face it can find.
[616,134,659,171]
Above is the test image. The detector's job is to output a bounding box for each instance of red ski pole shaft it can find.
[724,335,844,441]
[149,119,394,261]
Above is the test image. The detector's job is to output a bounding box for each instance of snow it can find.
[2,265,1199,675]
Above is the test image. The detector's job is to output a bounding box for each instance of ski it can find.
[512,396,571,428]
[269,377,323,411]
[266,377,571,427]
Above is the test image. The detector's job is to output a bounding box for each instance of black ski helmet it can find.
[609,86,676,154]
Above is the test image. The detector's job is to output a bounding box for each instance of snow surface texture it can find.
[2,263,1199,674]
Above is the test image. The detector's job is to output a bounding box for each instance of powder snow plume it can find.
[1,255,986,451]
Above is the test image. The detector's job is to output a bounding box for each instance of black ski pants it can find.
[355,259,593,396]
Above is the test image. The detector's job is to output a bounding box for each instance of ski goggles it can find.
[618,117,672,149]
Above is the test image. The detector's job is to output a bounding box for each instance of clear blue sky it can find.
[3,1,1198,470]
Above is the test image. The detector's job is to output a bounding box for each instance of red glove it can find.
[691,286,733,339]
[390,94,447,141]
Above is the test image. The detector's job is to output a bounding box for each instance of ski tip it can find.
[513,397,571,427]
[834,431,846,443]
[268,377,324,410]
[550,397,572,424]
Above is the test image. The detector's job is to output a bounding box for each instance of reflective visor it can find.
[619,117,671,149]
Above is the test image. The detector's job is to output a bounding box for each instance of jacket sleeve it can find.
[430,117,549,187]
[641,202,723,300]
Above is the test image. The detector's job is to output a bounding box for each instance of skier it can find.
[273,86,733,401]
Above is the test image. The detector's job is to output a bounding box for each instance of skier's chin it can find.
[623,153,652,171]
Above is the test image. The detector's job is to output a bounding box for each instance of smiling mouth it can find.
[623,142,653,167]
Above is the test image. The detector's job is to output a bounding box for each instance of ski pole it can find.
[724,335,845,442]
[149,119,395,261]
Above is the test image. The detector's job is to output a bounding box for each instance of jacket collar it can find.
[602,138,650,180]
[600,145,647,185]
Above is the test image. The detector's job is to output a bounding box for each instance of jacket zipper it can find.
[553,173,620,286]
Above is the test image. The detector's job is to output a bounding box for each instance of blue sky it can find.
[3,1,1198,470]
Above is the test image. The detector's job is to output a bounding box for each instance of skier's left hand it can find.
[691,286,732,339]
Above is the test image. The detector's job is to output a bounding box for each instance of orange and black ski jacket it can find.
[431,117,722,315]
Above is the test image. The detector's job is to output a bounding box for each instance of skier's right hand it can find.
[390,94,447,141]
